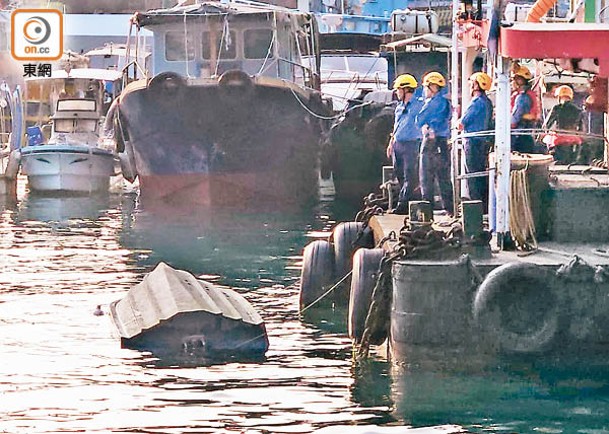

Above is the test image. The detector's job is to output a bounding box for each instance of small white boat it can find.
[109,262,269,357]
[20,98,115,194]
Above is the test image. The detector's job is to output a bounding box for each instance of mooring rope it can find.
[299,270,353,314]
[509,166,538,250]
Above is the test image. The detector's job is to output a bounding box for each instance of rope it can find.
[214,15,230,77]
[508,167,538,250]
[256,13,277,75]
[299,270,353,314]
[288,87,372,120]
[356,250,401,359]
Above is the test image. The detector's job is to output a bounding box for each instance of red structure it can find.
[500,23,609,77]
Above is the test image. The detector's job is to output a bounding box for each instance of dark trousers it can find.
[419,136,453,213]
[464,137,489,203]
[511,134,535,153]
[392,139,421,206]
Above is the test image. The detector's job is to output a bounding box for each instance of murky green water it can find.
[1,180,609,433]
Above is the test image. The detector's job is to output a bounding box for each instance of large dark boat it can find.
[113,1,332,208]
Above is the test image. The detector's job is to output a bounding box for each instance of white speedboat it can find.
[20,98,115,194]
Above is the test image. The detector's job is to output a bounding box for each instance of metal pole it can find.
[494,55,511,249]
[451,0,460,215]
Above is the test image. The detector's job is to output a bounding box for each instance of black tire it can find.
[333,222,373,281]
[148,71,186,92]
[473,262,560,354]
[218,69,253,89]
[348,248,385,344]
[299,240,334,310]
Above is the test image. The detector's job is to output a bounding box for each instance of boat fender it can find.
[148,71,186,92]
[348,248,386,345]
[364,110,394,150]
[112,111,129,153]
[118,151,137,183]
[473,262,561,354]
[299,240,334,310]
[218,70,253,89]
[4,149,21,179]
[333,222,374,283]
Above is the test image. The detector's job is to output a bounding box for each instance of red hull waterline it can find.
[138,171,319,210]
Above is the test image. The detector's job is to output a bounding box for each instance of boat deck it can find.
[369,213,609,267]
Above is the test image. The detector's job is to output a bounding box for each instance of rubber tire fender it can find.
[218,69,253,89]
[148,71,186,92]
[299,240,334,310]
[333,221,374,281]
[348,248,385,345]
[473,262,560,354]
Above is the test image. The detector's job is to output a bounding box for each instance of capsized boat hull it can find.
[116,76,331,208]
[110,262,269,356]
[20,144,115,193]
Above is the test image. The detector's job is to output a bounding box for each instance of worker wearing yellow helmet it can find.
[458,71,494,203]
[543,84,583,163]
[387,73,425,214]
[510,63,538,153]
[545,85,582,131]
[415,71,453,215]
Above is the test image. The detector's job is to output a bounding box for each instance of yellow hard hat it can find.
[469,72,492,91]
[393,74,418,90]
[423,71,446,87]
[511,65,532,81]
[554,84,574,100]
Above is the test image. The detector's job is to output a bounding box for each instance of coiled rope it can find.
[509,165,538,250]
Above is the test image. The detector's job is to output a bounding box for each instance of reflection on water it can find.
[1,187,609,433]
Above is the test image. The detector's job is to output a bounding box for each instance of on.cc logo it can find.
[23,16,51,45]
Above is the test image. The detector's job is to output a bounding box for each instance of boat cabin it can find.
[27,98,102,148]
[24,68,123,131]
[132,1,321,88]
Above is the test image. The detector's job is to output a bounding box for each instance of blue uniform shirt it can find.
[393,89,424,143]
[416,89,452,138]
[511,90,532,127]
[461,93,493,134]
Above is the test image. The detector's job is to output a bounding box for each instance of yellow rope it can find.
[509,167,538,250]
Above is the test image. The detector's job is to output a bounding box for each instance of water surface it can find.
[1,184,609,433]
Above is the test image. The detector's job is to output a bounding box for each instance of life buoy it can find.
[473,262,560,354]
[299,240,334,310]
[148,71,186,92]
[348,248,386,345]
[218,70,253,89]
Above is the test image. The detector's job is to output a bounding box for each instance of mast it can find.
[450,0,460,216]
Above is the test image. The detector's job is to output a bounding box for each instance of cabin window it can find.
[75,119,97,133]
[202,31,236,60]
[54,119,97,133]
[244,29,273,59]
[165,31,195,61]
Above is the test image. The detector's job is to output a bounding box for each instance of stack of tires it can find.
[299,221,386,344]
[299,222,374,309]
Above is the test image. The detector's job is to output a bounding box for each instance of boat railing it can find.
[122,59,148,86]
[452,128,608,183]
[277,57,320,90]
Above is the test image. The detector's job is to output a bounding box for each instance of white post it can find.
[494,56,511,249]
[451,0,460,214]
